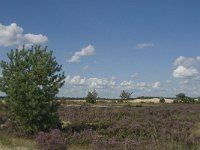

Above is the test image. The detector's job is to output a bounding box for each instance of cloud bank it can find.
[0,23,48,47]
[59,75,167,98]
[173,66,198,78]
[173,56,200,78]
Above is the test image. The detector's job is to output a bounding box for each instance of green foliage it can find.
[135,104,143,107]
[174,93,195,103]
[119,90,132,102]
[86,89,97,104]
[0,45,65,133]
[176,93,186,102]
[197,97,200,103]
[0,130,36,149]
[159,97,165,103]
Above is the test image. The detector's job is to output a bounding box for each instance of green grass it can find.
[0,131,36,150]
[68,145,90,150]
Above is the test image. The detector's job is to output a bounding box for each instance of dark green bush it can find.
[159,97,165,103]
[135,104,143,107]
[175,93,195,103]
[86,89,97,104]
[197,97,200,103]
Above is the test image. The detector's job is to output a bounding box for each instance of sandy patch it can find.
[129,98,174,103]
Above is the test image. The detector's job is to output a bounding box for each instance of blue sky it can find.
[0,0,200,98]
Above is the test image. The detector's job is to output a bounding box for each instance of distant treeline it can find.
[55,96,176,101]
[54,97,118,101]
[2,96,197,101]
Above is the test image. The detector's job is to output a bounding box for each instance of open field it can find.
[58,98,174,106]
[0,101,200,149]
[59,103,200,150]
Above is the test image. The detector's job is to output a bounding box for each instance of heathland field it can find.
[0,100,200,150]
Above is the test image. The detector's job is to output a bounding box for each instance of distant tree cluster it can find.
[174,93,196,103]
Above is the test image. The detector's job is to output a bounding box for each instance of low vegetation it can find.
[59,103,200,149]
[36,129,67,150]
[1,101,200,149]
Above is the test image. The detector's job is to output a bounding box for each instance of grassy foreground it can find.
[0,100,200,150]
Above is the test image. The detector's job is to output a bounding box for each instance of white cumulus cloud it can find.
[197,56,200,61]
[83,65,89,70]
[64,75,116,89]
[131,73,139,79]
[23,33,48,44]
[173,56,200,79]
[87,77,116,89]
[173,65,198,78]
[0,23,48,47]
[152,82,160,89]
[120,80,152,90]
[120,80,133,86]
[70,76,86,85]
[136,43,154,49]
[67,45,95,63]
[174,56,196,67]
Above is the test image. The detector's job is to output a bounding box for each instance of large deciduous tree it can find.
[0,45,65,133]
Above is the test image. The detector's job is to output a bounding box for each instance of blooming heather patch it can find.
[36,129,67,150]
[59,104,200,149]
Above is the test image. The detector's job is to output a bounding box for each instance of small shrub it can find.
[197,97,200,103]
[36,129,67,150]
[123,103,133,108]
[159,97,165,103]
[86,89,97,104]
[119,90,133,102]
[117,99,124,103]
[173,99,178,103]
[135,104,143,107]
[185,97,195,103]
